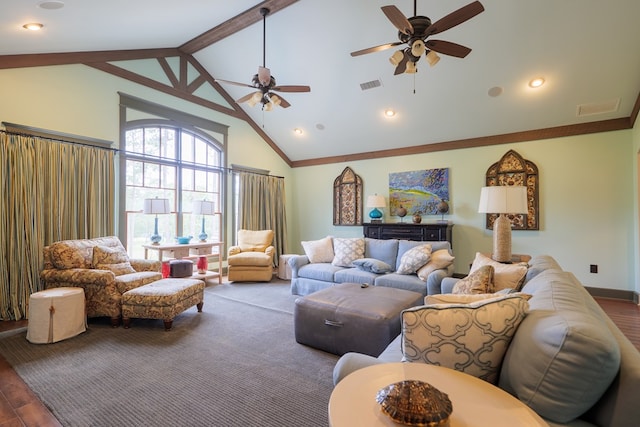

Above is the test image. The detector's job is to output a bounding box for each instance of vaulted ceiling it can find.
[2,0,640,167]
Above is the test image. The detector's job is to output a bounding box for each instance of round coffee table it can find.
[329,363,548,427]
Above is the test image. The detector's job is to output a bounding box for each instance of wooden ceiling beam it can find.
[179,0,299,54]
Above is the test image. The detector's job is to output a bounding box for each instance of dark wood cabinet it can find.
[363,222,453,246]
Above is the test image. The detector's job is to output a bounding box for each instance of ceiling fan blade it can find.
[351,42,402,57]
[394,51,410,75]
[381,5,413,35]
[272,85,311,93]
[258,66,271,86]
[236,92,257,103]
[215,78,255,89]
[277,95,291,108]
[426,40,472,58]
[425,1,485,36]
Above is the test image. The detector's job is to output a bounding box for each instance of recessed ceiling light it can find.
[22,23,44,31]
[38,1,65,10]
[384,109,396,118]
[529,77,545,88]
[488,86,503,97]
[293,128,303,135]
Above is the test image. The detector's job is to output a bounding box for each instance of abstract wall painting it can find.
[389,168,450,217]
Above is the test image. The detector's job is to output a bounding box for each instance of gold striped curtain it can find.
[238,172,288,266]
[0,132,115,320]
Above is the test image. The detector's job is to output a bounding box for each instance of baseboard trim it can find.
[585,286,639,304]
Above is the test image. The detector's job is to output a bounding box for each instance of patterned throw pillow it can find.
[401,294,531,384]
[469,252,528,291]
[452,265,495,294]
[352,258,393,274]
[416,249,454,280]
[301,236,334,263]
[396,244,432,275]
[331,238,365,267]
[92,245,136,276]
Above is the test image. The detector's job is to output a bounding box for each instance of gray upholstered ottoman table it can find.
[294,283,423,357]
[121,278,205,330]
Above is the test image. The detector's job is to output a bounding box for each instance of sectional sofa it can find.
[289,237,454,296]
[332,255,640,427]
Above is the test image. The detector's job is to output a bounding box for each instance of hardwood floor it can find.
[0,297,638,426]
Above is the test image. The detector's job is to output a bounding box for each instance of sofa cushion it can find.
[452,265,495,294]
[401,293,530,384]
[352,258,393,274]
[397,244,432,274]
[92,245,136,276]
[470,252,528,291]
[297,263,344,282]
[499,270,621,423]
[334,267,378,286]
[226,251,272,266]
[49,236,124,270]
[301,236,334,263]
[374,273,429,295]
[364,238,399,270]
[237,229,273,252]
[417,249,455,281]
[331,237,365,267]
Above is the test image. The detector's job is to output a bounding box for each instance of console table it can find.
[363,222,453,246]
[143,241,223,285]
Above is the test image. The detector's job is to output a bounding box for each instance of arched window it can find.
[122,121,224,258]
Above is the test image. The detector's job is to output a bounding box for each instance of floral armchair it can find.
[40,236,161,326]
[227,229,275,282]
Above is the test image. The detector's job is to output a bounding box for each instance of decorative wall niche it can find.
[333,166,363,226]
[485,150,539,230]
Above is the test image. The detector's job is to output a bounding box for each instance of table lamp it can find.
[366,194,386,223]
[192,200,217,242]
[143,197,171,245]
[478,186,528,262]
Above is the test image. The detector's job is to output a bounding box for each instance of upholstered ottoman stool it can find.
[121,278,205,330]
[294,283,423,357]
[27,287,87,344]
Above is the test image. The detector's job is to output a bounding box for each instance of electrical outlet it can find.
[590,264,598,274]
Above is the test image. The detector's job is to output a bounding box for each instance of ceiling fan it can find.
[351,1,485,75]
[215,7,310,111]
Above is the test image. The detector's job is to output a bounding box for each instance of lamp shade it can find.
[143,198,170,215]
[366,195,386,208]
[192,200,216,215]
[478,186,527,214]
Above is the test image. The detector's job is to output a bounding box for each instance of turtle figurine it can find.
[375,380,453,426]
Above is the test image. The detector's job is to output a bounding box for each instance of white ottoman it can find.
[278,254,296,280]
[27,287,86,344]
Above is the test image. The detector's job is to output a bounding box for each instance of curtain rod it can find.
[1,130,284,179]
[0,129,118,152]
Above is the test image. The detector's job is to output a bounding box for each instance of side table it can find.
[329,363,547,427]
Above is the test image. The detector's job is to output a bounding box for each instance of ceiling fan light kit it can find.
[215,7,310,111]
[352,1,484,76]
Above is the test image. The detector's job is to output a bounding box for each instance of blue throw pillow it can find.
[352,258,393,274]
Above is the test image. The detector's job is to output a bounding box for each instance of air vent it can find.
[360,79,382,91]
[576,99,620,117]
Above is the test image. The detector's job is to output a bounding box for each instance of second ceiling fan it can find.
[216,7,310,111]
[351,1,485,75]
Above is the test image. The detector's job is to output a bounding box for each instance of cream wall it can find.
[1,64,637,293]
[289,131,636,292]
[0,64,295,251]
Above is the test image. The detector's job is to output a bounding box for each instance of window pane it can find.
[181,131,194,163]
[125,129,144,153]
[162,165,176,189]
[195,170,207,192]
[126,160,143,186]
[182,168,194,191]
[145,128,160,157]
[161,127,176,159]
[194,138,207,166]
[144,163,160,187]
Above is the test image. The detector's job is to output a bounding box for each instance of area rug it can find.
[0,282,339,427]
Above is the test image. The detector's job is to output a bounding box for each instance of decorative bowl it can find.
[175,236,192,244]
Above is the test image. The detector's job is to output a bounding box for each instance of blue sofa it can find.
[332,255,640,427]
[289,238,454,296]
